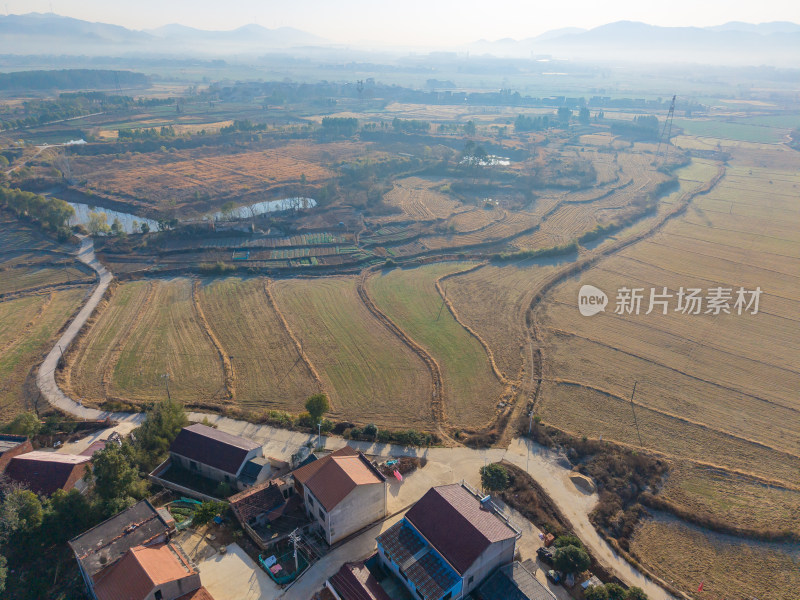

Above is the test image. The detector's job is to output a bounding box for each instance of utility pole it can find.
[317,422,322,449]
[435,286,447,321]
[289,529,300,572]
[629,381,644,447]
[656,95,676,163]
[162,373,171,400]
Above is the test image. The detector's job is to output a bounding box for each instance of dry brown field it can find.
[0,288,86,423]
[70,141,372,214]
[381,176,466,221]
[630,514,800,600]
[532,142,800,596]
[197,277,319,413]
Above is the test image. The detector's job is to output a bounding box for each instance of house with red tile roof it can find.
[92,542,212,600]
[4,450,91,496]
[376,483,521,600]
[292,445,387,545]
[69,499,215,600]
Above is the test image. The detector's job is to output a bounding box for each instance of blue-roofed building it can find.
[376,483,521,600]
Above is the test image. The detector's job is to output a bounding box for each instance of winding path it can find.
[35,235,134,422]
[35,236,678,600]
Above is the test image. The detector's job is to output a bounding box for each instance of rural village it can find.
[0,8,799,600]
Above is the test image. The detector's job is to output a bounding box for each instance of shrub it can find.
[193,500,228,526]
[480,463,510,492]
[554,534,584,550]
[363,423,378,440]
[585,586,610,600]
[553,544,591,575]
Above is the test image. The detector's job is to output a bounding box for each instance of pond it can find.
[68,202,160,234]
[205,197,317,221]
[67,196,318,234]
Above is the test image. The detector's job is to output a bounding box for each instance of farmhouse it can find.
[168,423,268,490]
[376,483,521,600]
[92,542,215,600]
[4,450,92,496]
[327,560,392,600]
[475,560,557,600]
[0,433,32,473]
[229,477,305,548]
[292,445,387,545]
[69,499,175,598]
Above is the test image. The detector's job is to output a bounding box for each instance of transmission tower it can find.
[655,95,676,164]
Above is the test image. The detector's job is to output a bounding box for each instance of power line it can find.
[629,380,644,447]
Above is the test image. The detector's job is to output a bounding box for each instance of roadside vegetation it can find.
[0,398,187,599]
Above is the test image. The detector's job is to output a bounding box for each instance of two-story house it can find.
[69,499,215,600]
[292,445,387,545]
[377,483,521,600]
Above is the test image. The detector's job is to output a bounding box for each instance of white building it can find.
[292,445,387,545]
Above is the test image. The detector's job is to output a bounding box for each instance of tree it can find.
[480,463,509,492]
[90,443,146,514]
[463,120,476,136]
[604,583,627,600]
[625,587,648,600]
[192,501,228,527]
[305,393,330,422]
[363,423,378,440]
[557,106,572,123]
[0,554,6,594]
[553,544,591,575]
[42,488,95,545]
[554,534,584,549]
[579,107,591,125]
[1,489,44,535]
[140,221,150,234]
[134,397,188,469]
[585,586,610,600]
[110,217,123,236]
[88,211,110,235]
[3,412,41,438]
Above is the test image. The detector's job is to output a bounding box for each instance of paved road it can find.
[35,237,677,600]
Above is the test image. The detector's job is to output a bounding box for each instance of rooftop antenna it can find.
[655,94,676,164]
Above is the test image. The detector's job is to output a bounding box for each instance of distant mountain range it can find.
[0,13,327,56]
[469,21,800,65]
[0,13,798,67]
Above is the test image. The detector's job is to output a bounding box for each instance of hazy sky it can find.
[9,0,800,46]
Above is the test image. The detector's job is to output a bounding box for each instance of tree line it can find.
[0,187,74,240]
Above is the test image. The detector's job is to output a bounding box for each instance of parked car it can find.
[546,569,563,585]
[537,546,555,565]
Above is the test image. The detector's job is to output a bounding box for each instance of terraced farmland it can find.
[271,276,432,428]
[107,278,226,406]
[367,263,505,429]
[0,288,87,423]
[197,278,319,413]
[533,143,800,597]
